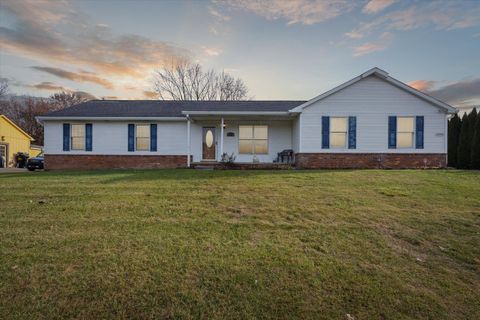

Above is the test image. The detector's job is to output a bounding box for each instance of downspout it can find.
[187,115,191,167]
[220,117,224,159]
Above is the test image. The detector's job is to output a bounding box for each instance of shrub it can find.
[457,113,471,169]
[471,110,480,169]
[448,114,461,167]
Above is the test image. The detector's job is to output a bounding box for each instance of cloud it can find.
[143,91,158,99]
[26,81,96,100]
[347,2,480,39]
[407,80,435,92]
[0,0,191,79]
[30,81,68,92]
[74,91,97,100]
[363,0,395,14]
[209,7,231,21]
[353,32,392,56]
[219,0,355,25]
[428,78,480,107]
[409,78,480,109]
[202,46,221,56]
[31,66,114,89]
[344,31,363,39]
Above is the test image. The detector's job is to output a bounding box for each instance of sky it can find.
[0,0,479,111]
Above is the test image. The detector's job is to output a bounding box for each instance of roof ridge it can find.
[88,99,308,102]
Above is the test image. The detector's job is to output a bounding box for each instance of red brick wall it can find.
[45,154,188,170]
[295,153,447,169]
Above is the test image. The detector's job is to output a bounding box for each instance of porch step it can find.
[194,165,215,170]
[190,162,293,170]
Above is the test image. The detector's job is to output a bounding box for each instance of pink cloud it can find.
[353,32,392,57]
[363,0,396,14]
[219,0,355,25]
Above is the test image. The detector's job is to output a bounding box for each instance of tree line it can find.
[0,89,91,145]
[448,108,480,169]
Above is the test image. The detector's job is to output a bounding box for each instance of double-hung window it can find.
[330,117,348,148]
[135,124,150,151]
[71,124,85,150]
[397,117,415,148]
[239,125,268,154]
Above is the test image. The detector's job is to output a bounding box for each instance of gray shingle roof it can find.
[44,100,307,117]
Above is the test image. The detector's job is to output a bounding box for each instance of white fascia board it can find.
[361,67,388,78]
[181,111,291,116]
[37,116,187,122]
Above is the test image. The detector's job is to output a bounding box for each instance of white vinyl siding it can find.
[292,115,300,152]
[44,121,187,155]
[300,75,447,153]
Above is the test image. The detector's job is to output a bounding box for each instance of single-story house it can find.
[0,114,43,168]
[37,68,456,170]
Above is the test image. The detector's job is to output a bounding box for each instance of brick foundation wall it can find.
[44,154,189,170]
[295,153,447,169]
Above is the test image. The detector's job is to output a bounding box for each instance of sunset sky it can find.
[1,0,479,111]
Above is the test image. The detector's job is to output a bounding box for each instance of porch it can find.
[184,111,298,167]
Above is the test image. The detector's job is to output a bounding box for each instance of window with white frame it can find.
[397,117,414,148]
[136,124,150,151]
[71,124,85,150]
[239,125,268,154]
[330,117,348,148]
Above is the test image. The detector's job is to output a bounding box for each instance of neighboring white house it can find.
[38,68,456,169]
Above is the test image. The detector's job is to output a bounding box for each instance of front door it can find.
[202,127,216,161]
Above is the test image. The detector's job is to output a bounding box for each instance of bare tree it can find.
[0,80,8,98]
[50,91,93,109]
[0,91,93,145]
[153,62,248,101]
[0,97,52,145]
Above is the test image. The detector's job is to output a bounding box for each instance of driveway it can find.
[0,168,29,173]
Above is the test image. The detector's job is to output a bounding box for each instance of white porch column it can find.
[187,116,191,167]
[220,117,224,157]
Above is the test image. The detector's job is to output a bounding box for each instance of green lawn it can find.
[1,169,479,319]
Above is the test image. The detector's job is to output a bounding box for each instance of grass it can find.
[0,169,479,319]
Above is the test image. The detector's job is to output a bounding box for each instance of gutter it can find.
[36,116,187,123]
[181,111,292,116]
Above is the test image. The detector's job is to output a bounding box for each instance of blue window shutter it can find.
[85,123,92,151]
[322,116,330,149]
[388,116,397,149]
[416,116,424,149]
[348,116,356,149]
[150,124,157,152]
[63,123,70,151]
[128,124,135,152]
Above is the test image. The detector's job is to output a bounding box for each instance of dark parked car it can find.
[26,155,44,171]
[15,152,29,168]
